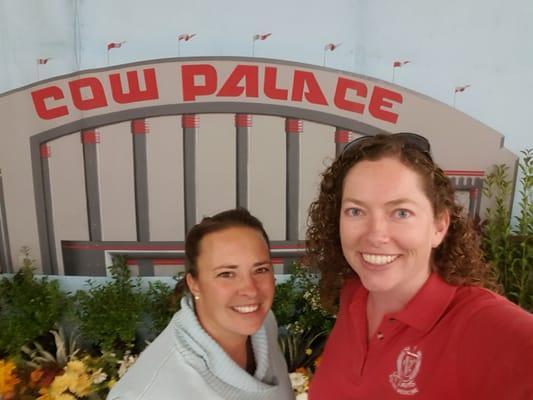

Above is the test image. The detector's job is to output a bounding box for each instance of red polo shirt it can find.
[309,273,533,399]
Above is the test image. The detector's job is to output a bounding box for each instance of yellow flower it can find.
[305,348,312,356]
[0,359,20,395]
[65,360,86,375]
[37,387,52,400]
[107,378,117,389]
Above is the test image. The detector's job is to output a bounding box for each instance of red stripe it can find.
[127,258,186,265]
[335,129,350,143]
[40,144,51,158]
[444,170,484,177]
[235,114,252,127]
[81,130,100,144]
[182,114,199,128]
[62,243,185,251]
[285,118,303,133]
[131,119,149,134]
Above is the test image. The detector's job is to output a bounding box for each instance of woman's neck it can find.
[221,336,254,372]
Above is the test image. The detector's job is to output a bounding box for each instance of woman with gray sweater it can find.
[108,208,293,400]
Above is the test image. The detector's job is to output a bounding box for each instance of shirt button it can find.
[377,332,384,340]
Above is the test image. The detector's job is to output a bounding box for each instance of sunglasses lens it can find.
[341,132,431,156]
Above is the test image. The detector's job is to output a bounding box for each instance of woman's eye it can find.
[217,271,235,278]
[345,207,362,217]
[394,209,411,219]
[255,265,272,274]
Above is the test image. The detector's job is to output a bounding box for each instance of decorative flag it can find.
[253,33,272,41]
[454,84,471,93]
[393,60,411,68]
[107,41,126,51]
[37,58,51,65]
[324,43,342,51]
[178,33,196,41]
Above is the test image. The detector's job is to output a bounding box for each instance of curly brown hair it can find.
[305,133,498,312]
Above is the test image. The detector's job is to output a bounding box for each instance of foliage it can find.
[482,149,533,311]
[272,264,336,372]
[74,256,146,355]
[144,277,181,339]
[0,247,69,357]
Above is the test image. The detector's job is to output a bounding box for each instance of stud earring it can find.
[194,294,200,300]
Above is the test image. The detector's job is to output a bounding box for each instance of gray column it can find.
[39,144,57,274]
[131,119,153,276]
[182,114,199,234]
[335,128,351,156]
[0,169,12,273]
[81,130,102,241]
[285,118,302,241]
[235,114,251,208]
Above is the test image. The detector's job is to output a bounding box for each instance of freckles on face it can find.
[338,157,449,296]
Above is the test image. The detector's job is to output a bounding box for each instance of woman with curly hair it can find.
[307,133,533,399]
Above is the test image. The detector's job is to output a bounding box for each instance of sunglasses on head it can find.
[341,132,432,157]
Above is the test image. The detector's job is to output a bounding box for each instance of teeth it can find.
[233,305,259,313]
[362,253,398,265]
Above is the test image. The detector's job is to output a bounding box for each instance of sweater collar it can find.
[171,296,281,398]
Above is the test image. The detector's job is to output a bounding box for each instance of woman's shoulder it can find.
[453,286,533,343]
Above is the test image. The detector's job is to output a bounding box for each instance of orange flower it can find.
[0,359,20,397]
[314,355,322,367]
[31,368,45,384]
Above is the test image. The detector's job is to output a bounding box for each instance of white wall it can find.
[1,0,531,210]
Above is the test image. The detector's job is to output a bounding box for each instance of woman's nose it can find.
[238,275,259,297]
[365,216,390,245]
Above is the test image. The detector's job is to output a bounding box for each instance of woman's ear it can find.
[186,273,200,297]
[432,209,450,248]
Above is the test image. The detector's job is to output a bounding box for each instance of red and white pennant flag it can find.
[324,43,342,51]
[393,60,410,68]
[107,41,126,51]
[37,58,51,65]
[253,33,272,41]
[454,84,471,93]
[178,33,196,41]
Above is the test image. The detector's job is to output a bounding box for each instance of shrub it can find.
[0,247,69,357]
[74,256,146,355]
[482,149,533,311]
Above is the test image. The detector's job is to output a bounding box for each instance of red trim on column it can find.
[444,170,484,177]
[40,144,51,159]
[469,188,479,200]
[235,114,252,127]
[182,114,199,128]
[335,129,351,143]
[81,130,100,144]
[285,118,303,133]
[131,119,149,134]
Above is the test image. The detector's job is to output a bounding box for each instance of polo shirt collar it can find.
[391,273,458,333]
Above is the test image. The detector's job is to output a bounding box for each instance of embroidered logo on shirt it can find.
[389,346,422,395]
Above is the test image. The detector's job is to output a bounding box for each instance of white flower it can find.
[289,371,309,392]
[91,368,108,384]
[296,393,309,400]
[117,351,138,378]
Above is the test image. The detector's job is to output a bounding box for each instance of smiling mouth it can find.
[361,253,399,266]
[232,304,259,313]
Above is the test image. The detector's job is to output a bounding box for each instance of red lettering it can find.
[31,86,69,120]
[217,65,258,97]
[109,68,159,103]
[333,77,367,114]
[292,71,328,105]
[182,64,217,101]
[69,77,108,111]
[264,67,288,100]
[369,86,403,123]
